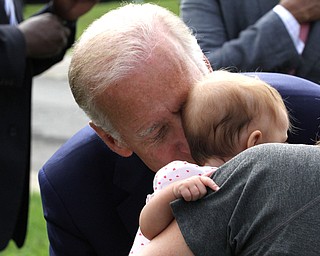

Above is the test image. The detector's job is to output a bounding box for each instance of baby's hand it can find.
[172,173,219,201]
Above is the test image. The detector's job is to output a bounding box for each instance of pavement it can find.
[30,55,89,192]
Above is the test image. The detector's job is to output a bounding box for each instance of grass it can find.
[2,193,49,256]
[2,1,180,255]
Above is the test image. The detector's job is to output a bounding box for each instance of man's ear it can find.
[246,130,262,148]
[89,121,133,157]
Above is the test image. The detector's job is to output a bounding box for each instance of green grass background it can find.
[1,1,179,255]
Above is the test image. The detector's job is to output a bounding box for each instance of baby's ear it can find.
[246,130,262,148]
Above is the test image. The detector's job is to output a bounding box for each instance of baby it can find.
[129,70,290,255]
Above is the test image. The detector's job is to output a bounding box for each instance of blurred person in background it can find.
[0,0,97,250]
[180,0,320,84]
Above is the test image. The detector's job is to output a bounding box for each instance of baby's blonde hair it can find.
[183,70,290,165]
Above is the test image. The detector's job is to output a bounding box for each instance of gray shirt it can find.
[172,143,320,255]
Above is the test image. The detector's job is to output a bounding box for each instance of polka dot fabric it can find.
[153,160,217,192]
[129,160,218,255]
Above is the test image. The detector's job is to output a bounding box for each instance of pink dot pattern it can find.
[129,160,217,255]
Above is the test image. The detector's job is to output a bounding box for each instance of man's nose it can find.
[176,136,192,157]
[174,117,192,158]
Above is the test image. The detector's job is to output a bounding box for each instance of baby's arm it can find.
[139,173,219,240]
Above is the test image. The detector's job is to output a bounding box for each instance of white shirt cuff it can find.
[4,0,18,25]
[273,5,304,54]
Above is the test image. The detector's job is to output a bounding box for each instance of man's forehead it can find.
[99,45,202,133]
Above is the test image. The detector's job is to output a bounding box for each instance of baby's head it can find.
[182,70,290,166]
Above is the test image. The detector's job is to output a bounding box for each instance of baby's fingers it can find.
[200,176,220,191]
[180,189,192,201]
[203,169,216,177]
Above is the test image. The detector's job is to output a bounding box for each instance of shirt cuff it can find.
[273,5,304,54]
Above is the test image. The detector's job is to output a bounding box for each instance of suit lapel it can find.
[299,21,320,78]
[0,0,22,24]
[0,0,9,24]
[13,0,23,23]
[113,154,154,238]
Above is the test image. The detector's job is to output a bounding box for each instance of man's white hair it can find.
[69,3,208,140]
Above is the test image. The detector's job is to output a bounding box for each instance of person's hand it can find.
[280,0,320,23]
[18,13,70,58]
[172,172,219,201]
[52,0,99,21]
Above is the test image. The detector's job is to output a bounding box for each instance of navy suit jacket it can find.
[39,73,320,255]
[0,0,75,249]
[39,126,154,255]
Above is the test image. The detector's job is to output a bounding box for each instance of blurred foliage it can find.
[2,193,49,256]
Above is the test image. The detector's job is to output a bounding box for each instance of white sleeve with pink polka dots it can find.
[129,161,218,255]
[153,160,217,192]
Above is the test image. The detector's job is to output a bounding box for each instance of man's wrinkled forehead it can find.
[100,38,203,109]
